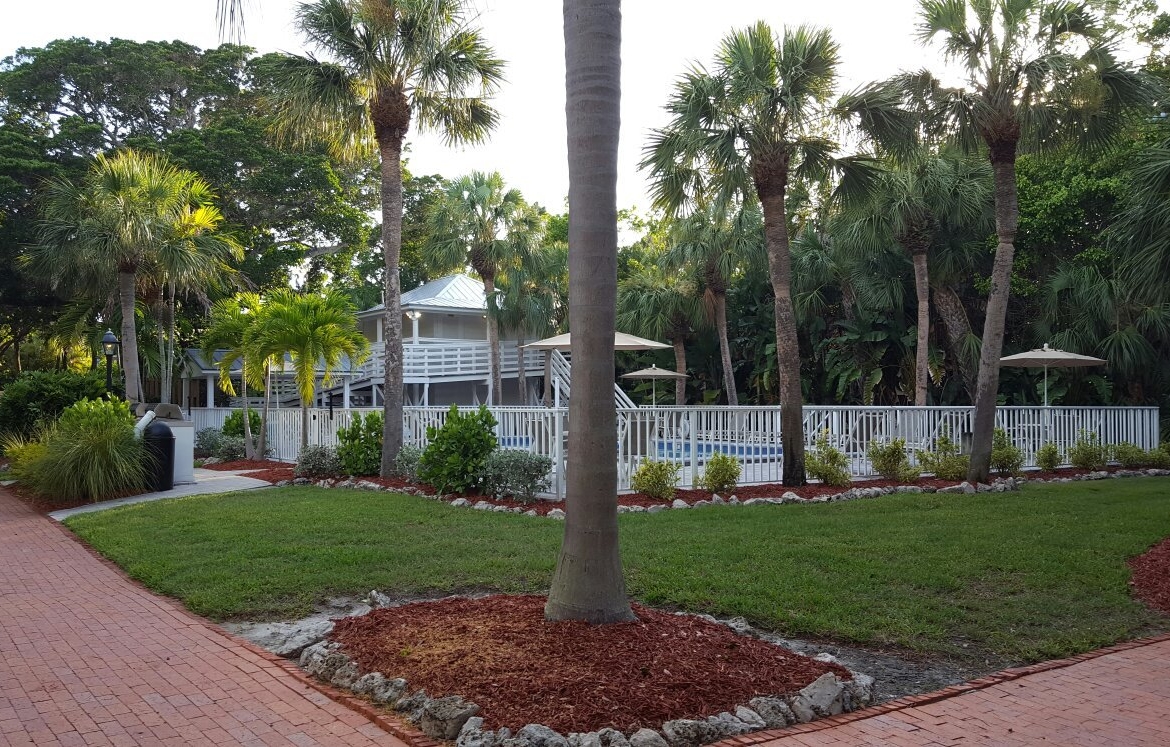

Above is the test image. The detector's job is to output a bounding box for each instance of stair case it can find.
[545,350,637,408]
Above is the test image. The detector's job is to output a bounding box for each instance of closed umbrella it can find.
[998,343,1106,406]
[621,365,688,405]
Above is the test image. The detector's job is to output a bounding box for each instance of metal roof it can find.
[359,274,486,317]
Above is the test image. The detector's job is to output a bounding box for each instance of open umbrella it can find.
[999,343,1106,406]
[520,331,671,351]
[621,365,688,405]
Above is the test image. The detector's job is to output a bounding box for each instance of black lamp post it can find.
[101,329,120,395]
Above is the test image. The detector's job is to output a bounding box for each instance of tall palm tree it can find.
[200,293,265,459]
[248,288,369,448]
[888,0,1157,480]
[423,171,543,404]
[617,261,703,404]
[545,0,635,625]
[263,0,504,474]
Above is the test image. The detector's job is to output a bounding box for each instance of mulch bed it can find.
[201,459,296,483]
[1130,537,1170,616]
[330,595,850,733]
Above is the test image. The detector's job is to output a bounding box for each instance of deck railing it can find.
[358,339,544,382]
[189,404,1160,495]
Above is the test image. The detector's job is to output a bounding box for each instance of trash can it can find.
[143,420,175,492]
[154,405,195,485]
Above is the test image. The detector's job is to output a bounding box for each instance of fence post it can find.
[689,409,698,488]
[554,407,565,498]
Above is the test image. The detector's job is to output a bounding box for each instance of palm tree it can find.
[248,288,369,448]
[545,0,635,624]
[32,149,231,403]
[888,0,1157,481]
[263,0,504,474]
[423,171,543,404]
[617,261,703,404]
[495,240,564,404]
[200,293,265,459]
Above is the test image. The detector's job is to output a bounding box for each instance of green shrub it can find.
[295,445,342,478]
[195,428,225,456]
[991,428,1024,476]
[0,370,106,437]
[1112,442,1170,469]
[221,409,262,438]
[336,411,383,476]
[1068,431,1107,471]
[1036,442,1062,471]
[16,398,146,503]
[418,405,498,494]
[481,449,554,502]
[806,431,851,487]
[631,459,680,500]
[867,438,921,482]
[394,444,423,482]
[918,429,969,481]
[214,435,248,462]
[1,432,48,481]
[698,451,741,494]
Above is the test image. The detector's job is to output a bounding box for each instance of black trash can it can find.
[143,420,175,492]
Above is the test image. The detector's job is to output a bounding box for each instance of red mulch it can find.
[203,459,289,472]
[1130,537,1170,616]
[330,595,849,733]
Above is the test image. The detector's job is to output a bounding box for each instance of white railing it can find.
[190,404,1160,494]
[359,339,544,382]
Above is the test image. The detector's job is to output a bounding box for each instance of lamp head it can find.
[101,329,120,357]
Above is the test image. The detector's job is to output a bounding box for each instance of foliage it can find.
[393,445,423,482]
[0,370,107,437]
[213,435,248,463]
[1068,431,1108,471]
[294,445,342,478]
[481,449,553,503]
[1036,442,1063,472]
[630,459,681,500]
[918,429,969,481]
[867,438,921,483]
[418,405,498,494]
[194,428,225,456]
[1,432,48,481]
[336,411,383,476]
[1112,442,1163,468]
[991,428,1025,476]
[221,409,262,439]
[697,452,741,495]
[806,431,852,487]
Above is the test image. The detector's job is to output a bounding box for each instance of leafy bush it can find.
[394,444,423,482]
[806,431,851,487]
[991,428,1024,476]
[1036,442,1062,471]
[918,429,969,481]
[419,405,498,494]
[867,438,921,482]
[295,445,342,478]
[1068,431,1107,471]
[1112,442,1170,469]
[195,428,225,456]
[0,370,106,437]
[214,435,248,462]
[698,451,741,494]
[481,449,554,502]
[1,432,48,482]
[336,411,383,476]
[631,459,680,500]
[15,398,146,503]
[221,408,262,438]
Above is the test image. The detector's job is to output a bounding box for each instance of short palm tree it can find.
[617,261,703,405]
[200,293,265,459]
[264,0,504,473]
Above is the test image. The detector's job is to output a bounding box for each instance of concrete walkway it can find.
[48,468,273,521]
[0,488,409,747]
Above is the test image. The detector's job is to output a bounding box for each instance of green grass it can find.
[65,479,1170,663]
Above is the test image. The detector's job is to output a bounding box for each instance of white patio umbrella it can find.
[998,343,1107,406]
[520,331,671,351]
[621,365,688,405]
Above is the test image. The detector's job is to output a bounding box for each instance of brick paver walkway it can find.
[730,635,1170,746]
[0,489,409,747]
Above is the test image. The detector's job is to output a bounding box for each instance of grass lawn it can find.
[65,478,1170,663]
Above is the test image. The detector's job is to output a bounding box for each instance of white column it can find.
[181,376,190,415]
[342,376,351,408]
[424,382,430,406]
[376,318,383,343]
[412,312,420,343]
[205,375,216,407]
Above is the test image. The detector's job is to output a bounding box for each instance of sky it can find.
[1,0,1163,214]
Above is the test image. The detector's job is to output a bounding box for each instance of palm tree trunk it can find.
[241,361,255,460]
[968,149,1019,483]
[257,362,271,459]
[517,335,527,404]
[483,276,502,405]
[673,338,687,405]
[932,285,976,400]
[117,269,142,402]
[714,291,737,405]
[376,132,406,476]
[161,281,177,404]
[546,0,634,624]
[911,251,930,407]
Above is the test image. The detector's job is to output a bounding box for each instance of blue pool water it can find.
[656,441,782,459]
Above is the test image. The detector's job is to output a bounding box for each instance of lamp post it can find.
[101,329,120,395]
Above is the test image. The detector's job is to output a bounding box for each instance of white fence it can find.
[190,405,1160,495]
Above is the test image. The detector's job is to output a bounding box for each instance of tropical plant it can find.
[221,409,262,439]
[918,428,969,481]
[616,259,702,404]
[806,431,852,487]
[1036,441,1063,471]
[868,438,921,482]
[481,449,554,503]
[990,428,1024,476]
[336,410,383,476]
[295,444,342,478]
[393,444,423,482]
[262,0,504,474]
[418,404,497,494]
[1068,430,1108,470]
[630,459,681,500]
[0,370,106,437]
[698,451,741,495]
[200,293,265,459]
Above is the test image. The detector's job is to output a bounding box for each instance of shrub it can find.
[195,428,226,456]
[918,429,969,481]
[221,408,262,438]
[698,451,741,494]
[991,428,1025,476]
[1035,442,1062,471]
[214,435,248,462]
[418,405,498,494]
[806,431,851,487]
[1068,431,1107,471]
[0,370,107,437]
[631,459,680,500]
[337,411,383,476]
[1,432,48,482]
[295,445,342,478]
[481,449,554,502]
[394,444,423,482]
[1112,442,1170,469]
[867,438,921,483]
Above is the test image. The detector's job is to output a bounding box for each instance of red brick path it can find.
[0,489,410,747]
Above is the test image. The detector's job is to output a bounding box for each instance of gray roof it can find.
[359,274,485,317]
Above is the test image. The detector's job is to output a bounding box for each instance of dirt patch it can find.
[330,594,850,733]
[1130,537,1170,616]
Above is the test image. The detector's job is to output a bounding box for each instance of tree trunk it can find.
[483,276,502,405]
[911,250,930,407]
[932,285,977,400]
[968,149,1019,483]
[713,291,737,405]
[160,281,177,404]
[377,135,407,476]
[301,404,310,450]
[241,361,255,460]
[517,335,527,404]
[117,269,142,402]
[546,0,634,624]
[672,338,687,405]
[257,362,271,459]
